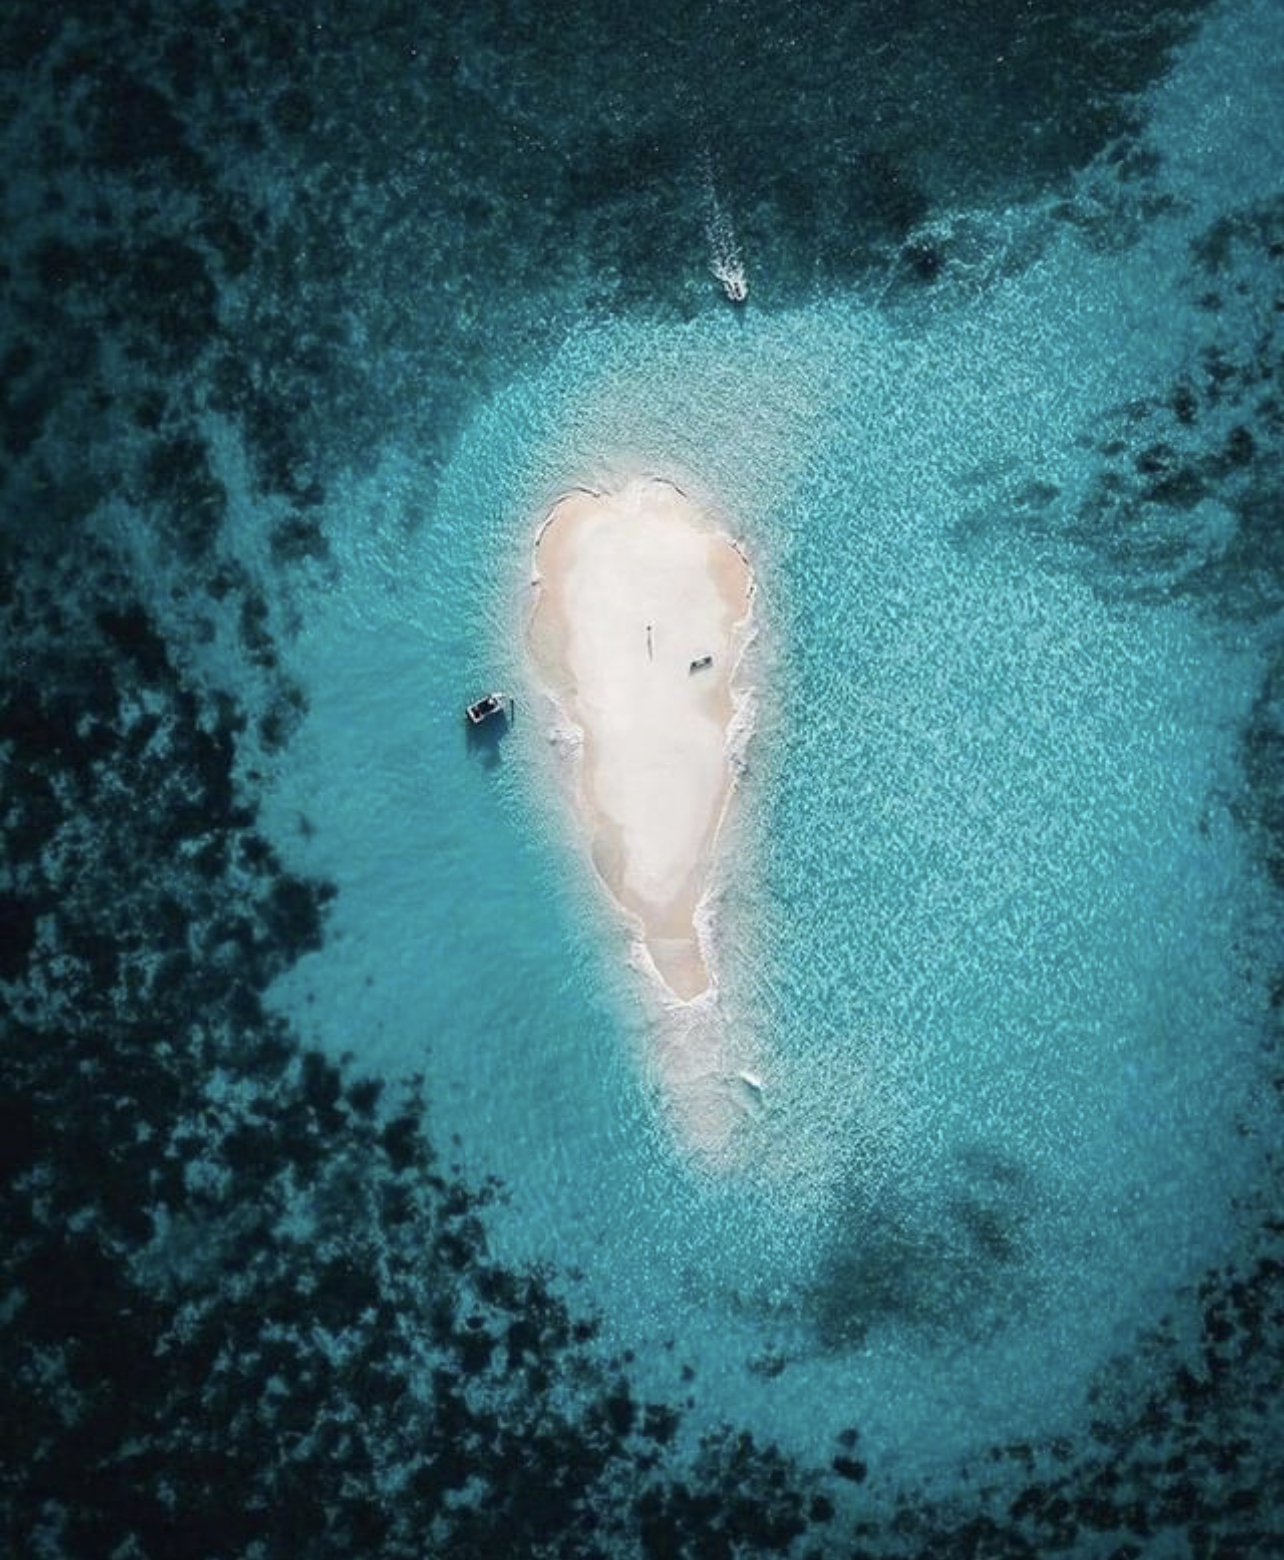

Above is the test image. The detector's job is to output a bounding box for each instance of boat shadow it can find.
[464,706,514,770]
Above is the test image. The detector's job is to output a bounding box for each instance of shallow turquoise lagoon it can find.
[258,0,1282,1488]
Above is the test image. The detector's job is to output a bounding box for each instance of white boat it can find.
[465,691,511,726]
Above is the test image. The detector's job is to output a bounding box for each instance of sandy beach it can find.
[527,475,753,1001]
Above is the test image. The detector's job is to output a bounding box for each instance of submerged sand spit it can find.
[527,476,753,1001]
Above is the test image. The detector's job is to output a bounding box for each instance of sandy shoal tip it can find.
[527,475,753,1000]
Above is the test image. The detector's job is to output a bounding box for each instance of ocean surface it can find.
[3,0,1283,1556]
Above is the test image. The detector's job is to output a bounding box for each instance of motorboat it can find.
[465,691,511,726]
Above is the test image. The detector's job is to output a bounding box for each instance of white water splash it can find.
[701,150,748,303]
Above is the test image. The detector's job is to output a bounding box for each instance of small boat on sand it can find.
[465,691,512,726]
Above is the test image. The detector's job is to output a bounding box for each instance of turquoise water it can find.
[7,0,1284,1550]
[252,0,1283,1491]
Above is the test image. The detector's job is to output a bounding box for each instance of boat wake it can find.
[701,148,748,304]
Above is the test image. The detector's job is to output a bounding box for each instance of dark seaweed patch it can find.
[139,431,227,561]
[0,891,37,980]
[806,1145,1034,1349]
[902,239,944,282]
[0,10,64,69]
[89,72,195,176]
[97,603,171,682]
[269,513,329,564]
[127,238,220,364]
[0,384,51,458]
[989,195,1284,629]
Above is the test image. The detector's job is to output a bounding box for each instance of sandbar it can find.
[527,475,753,1000]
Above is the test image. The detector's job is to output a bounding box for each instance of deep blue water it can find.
[3,0,1284,1556]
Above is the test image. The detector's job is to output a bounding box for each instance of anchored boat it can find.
[465,691,512,726]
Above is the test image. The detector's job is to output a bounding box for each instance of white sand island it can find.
[527,475,753,1001]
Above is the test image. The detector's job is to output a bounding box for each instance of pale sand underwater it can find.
[526,475,754,1006]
